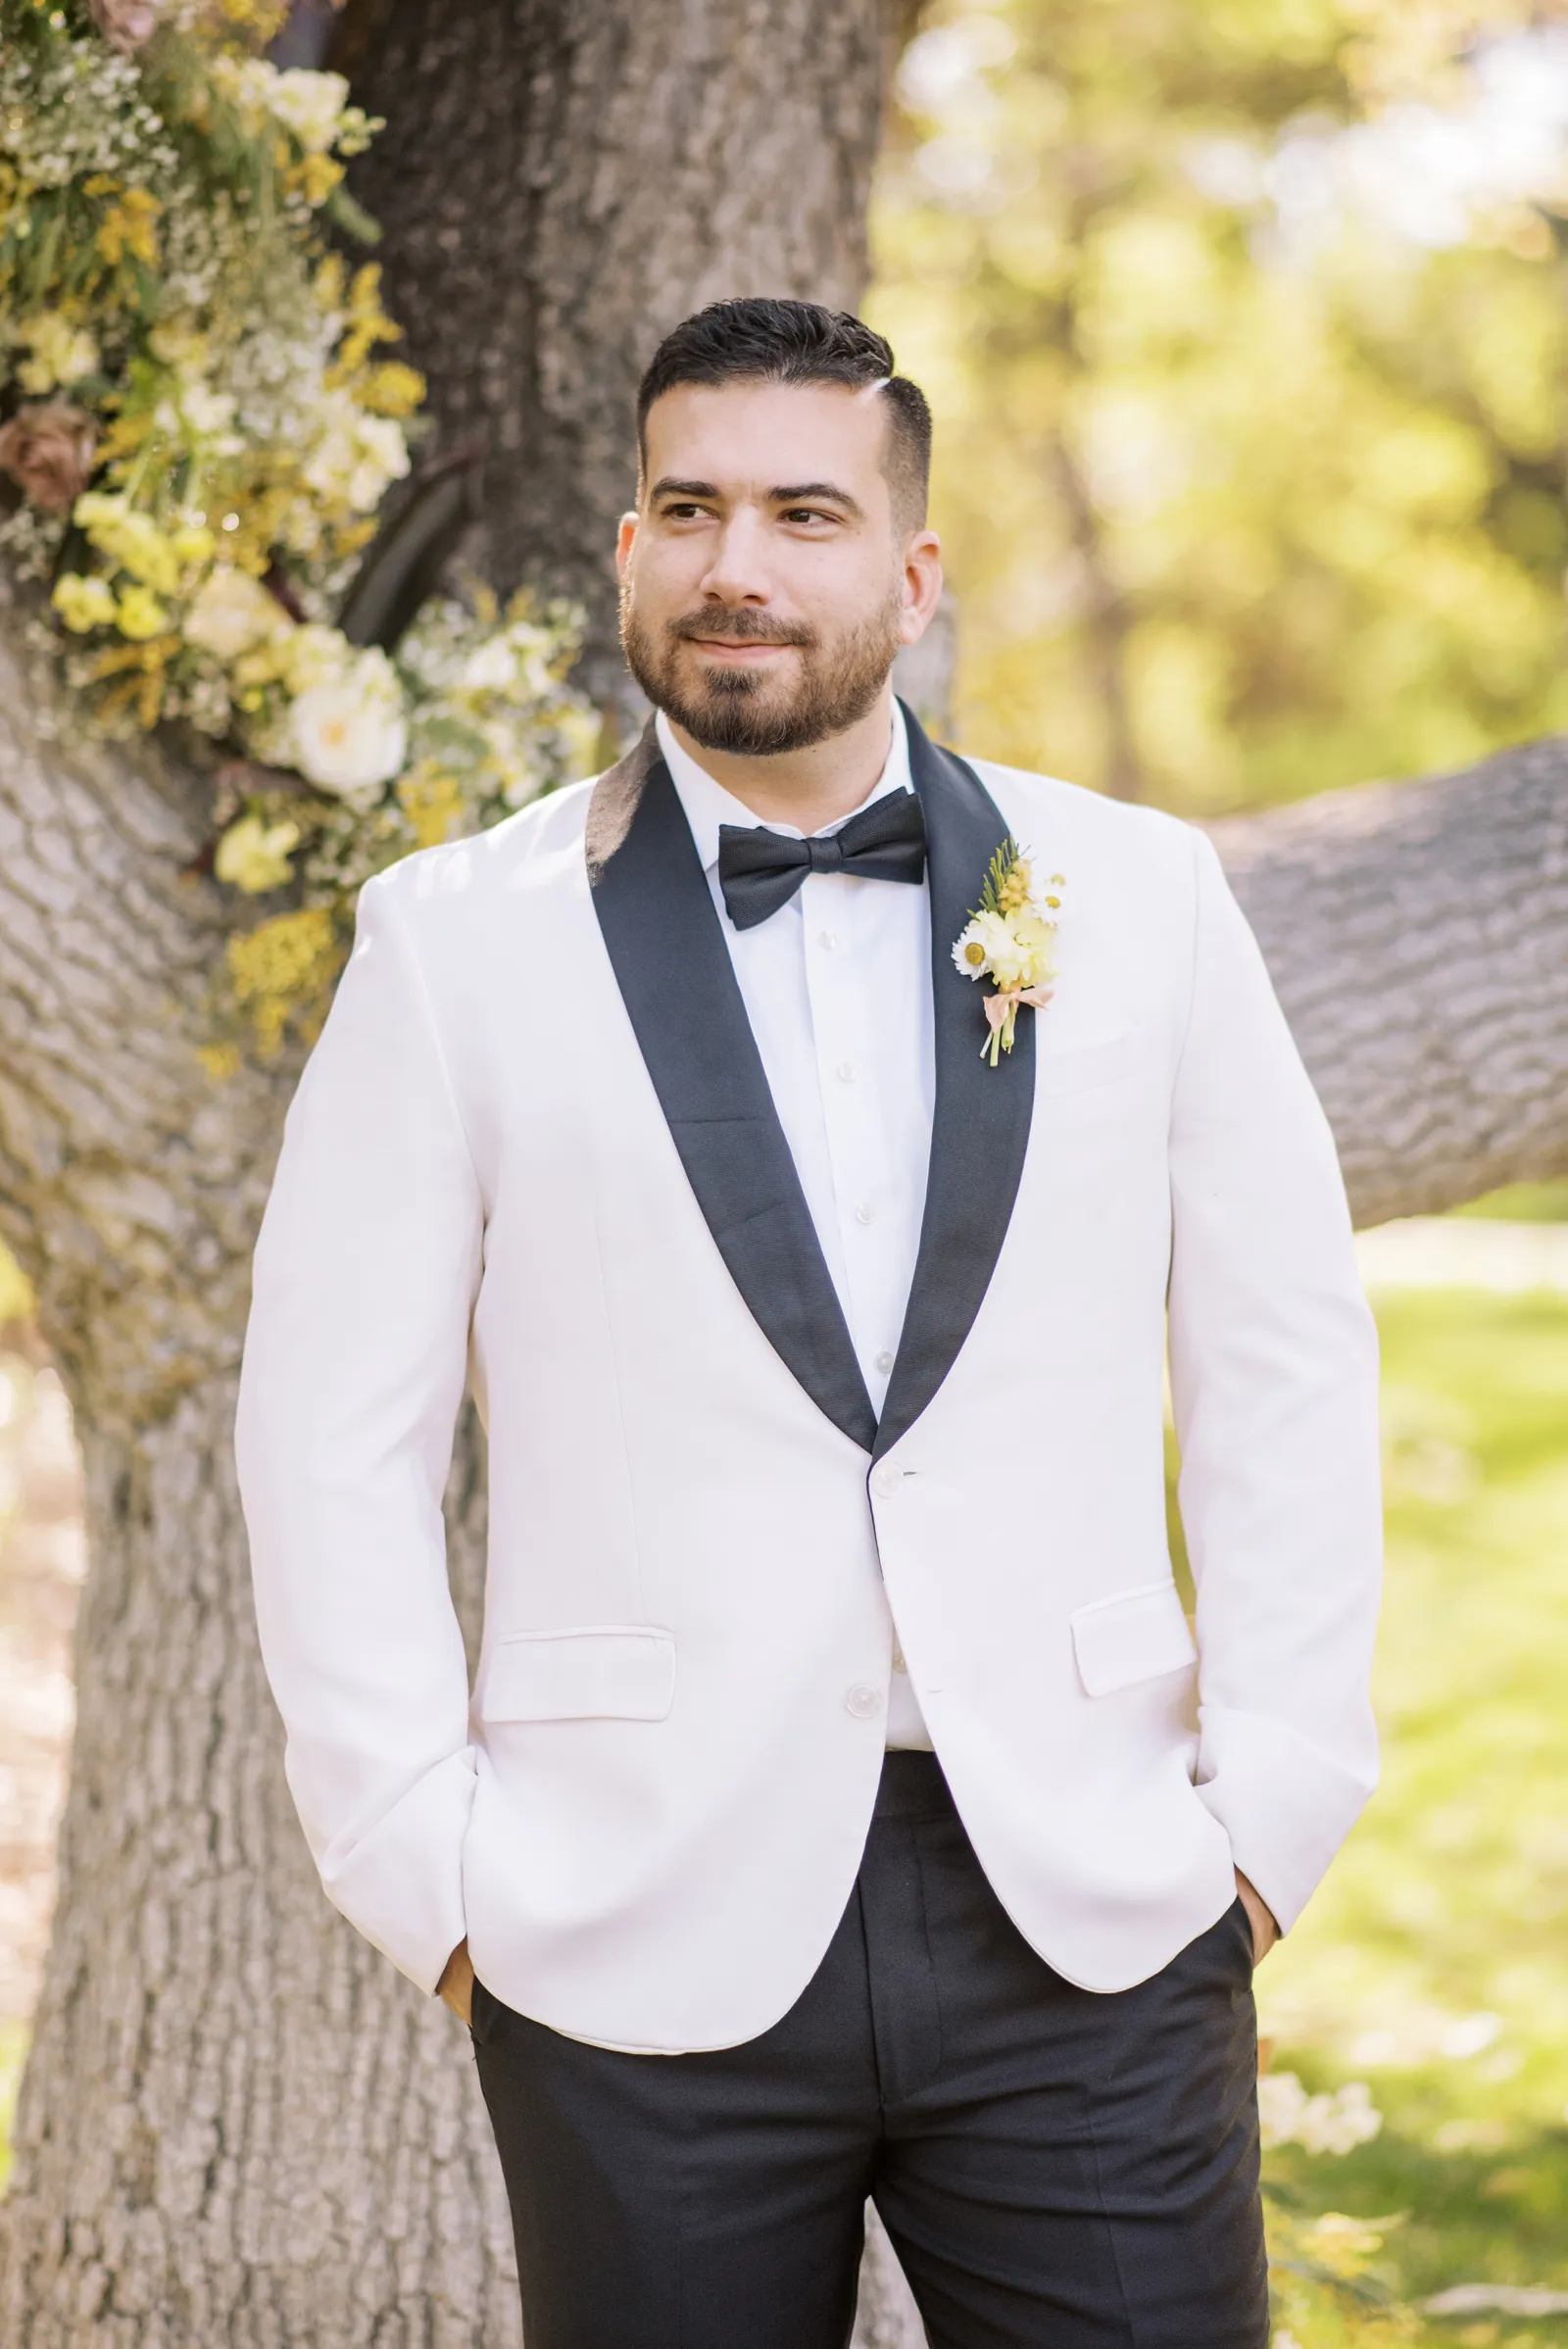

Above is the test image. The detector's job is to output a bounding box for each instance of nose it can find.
[698,508,772,609]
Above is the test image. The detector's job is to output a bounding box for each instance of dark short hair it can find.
[636,297,932,532]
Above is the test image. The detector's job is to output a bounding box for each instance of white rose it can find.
[345,414,410,512]
[289,649,407,805]
[184,566,292,662]
[460,636,519,692]
[303,396,410,514]
[267,68,351,154]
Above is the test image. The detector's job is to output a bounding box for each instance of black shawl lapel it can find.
[874,706,1038,1461]
[587,727,878,1454]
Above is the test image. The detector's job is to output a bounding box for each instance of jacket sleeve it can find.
[235,870,484,1993]
[1167,826,1382,1934]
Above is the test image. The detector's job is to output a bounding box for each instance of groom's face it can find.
[617,377,939,756]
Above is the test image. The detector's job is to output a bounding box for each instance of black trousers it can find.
[471,1753,1269,2348]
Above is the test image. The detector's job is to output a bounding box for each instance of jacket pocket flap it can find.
[1036,1026,1147,1097]
[1070,1582,1197,1697]
[482,1627,676,1722]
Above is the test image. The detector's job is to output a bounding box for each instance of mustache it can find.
[668,610,817,650]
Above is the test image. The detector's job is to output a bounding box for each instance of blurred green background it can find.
[869,0,1568,810]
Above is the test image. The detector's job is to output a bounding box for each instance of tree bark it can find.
[0,615,518,2343]
[1214,734,1568,1229]
[343,0,903,703]
[0,4,917,2339]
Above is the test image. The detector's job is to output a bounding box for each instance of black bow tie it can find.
[716,790,928,932]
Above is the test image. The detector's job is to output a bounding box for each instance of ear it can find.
[615,511,639,582]
[899,529,944,646]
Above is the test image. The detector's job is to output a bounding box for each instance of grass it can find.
[3,1284,1567,2344]
[1256,1289,1568,2344]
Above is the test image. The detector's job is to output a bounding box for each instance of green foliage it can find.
[869,0,1568,810]
[1255,1288,1568,2339]
[1451,1182,1568,1222]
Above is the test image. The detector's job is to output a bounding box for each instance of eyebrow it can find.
[648,476,865,519]
[771,481,865,518]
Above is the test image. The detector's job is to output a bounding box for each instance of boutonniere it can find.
[952,839,1063,1066]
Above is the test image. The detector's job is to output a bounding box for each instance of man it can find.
[236,298,1382,2347]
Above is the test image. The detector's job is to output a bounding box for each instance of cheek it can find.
[626,539,706,622]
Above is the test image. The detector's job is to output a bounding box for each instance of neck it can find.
[666,683,897,831]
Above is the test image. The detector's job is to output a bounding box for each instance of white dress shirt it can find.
[657,705,935,1749]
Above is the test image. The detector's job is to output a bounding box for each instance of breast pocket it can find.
[1036,1025,1148,1098]
[1070,1581,1197,1697]
[481,1627,677,1722]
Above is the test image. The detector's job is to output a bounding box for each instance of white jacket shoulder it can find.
[360,775,595,928]
[966,757,1197,875]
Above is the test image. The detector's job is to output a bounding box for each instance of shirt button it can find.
[836,1060,858,1084]
[845,1684,882,1720]
[816,929,836,952]
[874,1349,895,1374]
[855,1201,876,1226]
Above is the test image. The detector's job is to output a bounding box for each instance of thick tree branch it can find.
[1214,734,1568,1228]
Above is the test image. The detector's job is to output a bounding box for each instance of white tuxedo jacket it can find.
[236,710,1382,2052]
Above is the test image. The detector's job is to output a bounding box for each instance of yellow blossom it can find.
[996,853,1034,917]
[51,573,117,632]
[397,764,467,849]
[96,188,162,269]
[996,909,1055,993]
[359,361,426,418]
[74,493,180,594]
[226,906,344,1058]
[314,251,346,314]
[326,264,402,379]
[116,584,172,640]
[147,319,210,374]
[16,314,100,395]
[289,153,344,206]
[215,813,302,893]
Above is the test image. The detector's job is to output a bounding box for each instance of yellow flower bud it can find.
[52,572,117,632]
[116,584,171,640]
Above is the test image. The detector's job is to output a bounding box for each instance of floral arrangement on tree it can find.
[0,0,598,1059]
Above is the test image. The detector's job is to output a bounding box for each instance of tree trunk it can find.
[0,4,918,2339]
[0,614,517,2343]
[343,0,903,703]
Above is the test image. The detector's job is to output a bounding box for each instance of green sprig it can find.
[973,834,1022,920]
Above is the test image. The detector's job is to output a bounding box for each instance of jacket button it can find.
[845,1684,883,1720]
[870,1461,903,1498]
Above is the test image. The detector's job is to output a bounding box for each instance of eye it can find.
[781,506,835,526]
[662,502,711,521]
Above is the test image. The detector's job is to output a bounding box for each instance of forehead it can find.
[641,377,891,500]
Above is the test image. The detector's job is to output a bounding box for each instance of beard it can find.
[620,590,903,757]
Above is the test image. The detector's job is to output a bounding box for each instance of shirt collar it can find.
[656,700,912,879]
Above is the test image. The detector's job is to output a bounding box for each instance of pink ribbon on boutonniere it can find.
[982,982,1054,1065]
